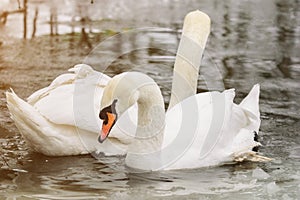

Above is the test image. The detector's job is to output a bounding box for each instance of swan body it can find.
[6,64,135,156]
[6,10,211,156]
[99,72,270,171]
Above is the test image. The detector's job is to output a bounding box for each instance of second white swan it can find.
[98,72,270,170]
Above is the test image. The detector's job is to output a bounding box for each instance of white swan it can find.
[98,72,270,170]
[6,64,131,156]
[6,10,211,156]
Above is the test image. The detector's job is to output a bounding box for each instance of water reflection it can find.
[1,151,268,199]
[5,155,299,199]
[275,0,300,79]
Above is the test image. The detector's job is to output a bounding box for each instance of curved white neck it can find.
[126,84,165,170]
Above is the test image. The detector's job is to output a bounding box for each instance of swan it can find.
[6,64,131,156]
[6,10,211,156]
[98,72,270,170]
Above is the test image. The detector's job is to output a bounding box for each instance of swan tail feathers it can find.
[239,84,260,118]
[6,90,57,146]
[6,90,45,150]
[6,90,46,134]
[6,90,89,156]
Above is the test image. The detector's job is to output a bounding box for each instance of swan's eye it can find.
[99,109,106,120]
[99,109,109,125]
[99,99,118,121]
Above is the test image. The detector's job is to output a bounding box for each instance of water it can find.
[0,0,299,199]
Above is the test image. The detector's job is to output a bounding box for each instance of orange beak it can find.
[98,113,117,143]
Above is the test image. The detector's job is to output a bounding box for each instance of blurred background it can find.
[0,0,299,199]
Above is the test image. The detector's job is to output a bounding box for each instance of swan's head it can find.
[98,98,119,143]
[98,72,156,143]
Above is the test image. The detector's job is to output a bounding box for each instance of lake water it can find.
[0,0,299,199]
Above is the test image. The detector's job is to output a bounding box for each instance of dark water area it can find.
[0,0,299,199]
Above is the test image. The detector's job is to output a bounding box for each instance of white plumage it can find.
[6,64,134,156]
[99,72,270,171]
